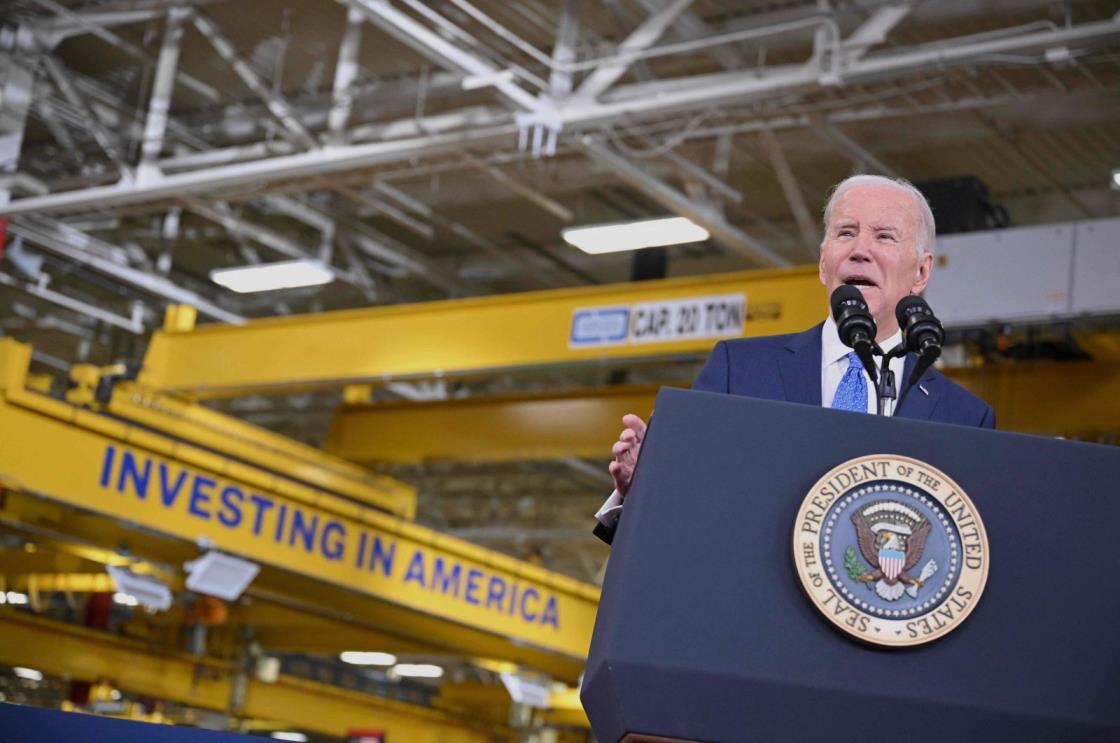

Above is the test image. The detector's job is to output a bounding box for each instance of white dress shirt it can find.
[595,318,907,528]
[820,316,904,416]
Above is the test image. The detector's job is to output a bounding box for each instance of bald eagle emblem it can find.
[849,501,939,601]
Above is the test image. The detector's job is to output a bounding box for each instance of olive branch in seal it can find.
[843,546,870,582]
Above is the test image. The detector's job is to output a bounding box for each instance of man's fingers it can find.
[622,413,647,440]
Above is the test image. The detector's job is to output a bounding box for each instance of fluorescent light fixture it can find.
[184,551,260,601]
[340,651,397,666]
[499,672,552,709]
[210,259,334,293]
[270,733,307,742]
[14,667,43,682]
[107,566,172,612]
[4,591,29,605]
[391,663,444,679]
[562,216,710,254]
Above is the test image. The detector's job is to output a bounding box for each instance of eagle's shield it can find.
[879,548,905,582]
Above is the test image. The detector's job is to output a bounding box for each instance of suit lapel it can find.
[896,354,941,421]
[779,324,823,406]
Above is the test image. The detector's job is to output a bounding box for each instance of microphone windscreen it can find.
[895,294,931,327]
[830,284,867,320]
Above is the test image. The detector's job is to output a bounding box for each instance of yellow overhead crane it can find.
[324,359,1120,465]
[0,338,599,683]
[0,612,504,742]
[135,266,1120,457]
[139,266,826,396]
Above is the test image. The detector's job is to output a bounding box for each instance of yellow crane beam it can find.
[0,488,587,680]
[325,384,669,465]
[138,267,824,397]
[105,380,416,518]
[0,612,503,742]
[952,360,1120,437]
[0,339,599,677]
[324,362,1120,464]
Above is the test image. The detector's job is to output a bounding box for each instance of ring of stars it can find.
[821,483,961,619]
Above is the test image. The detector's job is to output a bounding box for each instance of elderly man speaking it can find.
[595,174,995,544]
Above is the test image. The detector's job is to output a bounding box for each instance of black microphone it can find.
[896,295,944,386]
[830,285,878,384]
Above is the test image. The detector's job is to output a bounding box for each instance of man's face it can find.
[819,184,933,339]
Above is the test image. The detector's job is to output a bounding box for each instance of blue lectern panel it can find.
[0,703,260,742]
[583,388,1120,742]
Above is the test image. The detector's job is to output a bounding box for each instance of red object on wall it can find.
[346,730,385,743]
[84,592,112,630]
[0,217,7,262]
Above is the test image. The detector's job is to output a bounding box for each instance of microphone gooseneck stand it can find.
[874,343,908,417]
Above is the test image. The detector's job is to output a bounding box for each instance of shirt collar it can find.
[822,316,903,365]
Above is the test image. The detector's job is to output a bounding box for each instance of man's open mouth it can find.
[843,277,878,288]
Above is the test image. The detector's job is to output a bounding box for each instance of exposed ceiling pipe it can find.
[4,14,1117,217]
[8,217,246,324]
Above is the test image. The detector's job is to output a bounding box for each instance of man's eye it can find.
[876,233,896,241]
[838,229,854,237]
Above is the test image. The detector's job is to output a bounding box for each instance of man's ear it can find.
[818,249,827,286]
[912,252,933,294]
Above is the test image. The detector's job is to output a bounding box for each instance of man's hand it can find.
[608,413,647,500]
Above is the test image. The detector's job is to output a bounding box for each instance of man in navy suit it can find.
[595,174,994,543]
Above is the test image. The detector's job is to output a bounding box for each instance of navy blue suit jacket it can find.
[594,324,995,544]
[693,323,995,428]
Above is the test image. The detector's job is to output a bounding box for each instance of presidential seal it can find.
[792,454,989,647]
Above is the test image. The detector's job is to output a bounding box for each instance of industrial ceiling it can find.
[1,0,1119,585]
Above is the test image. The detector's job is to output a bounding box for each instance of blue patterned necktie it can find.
[832,351,868,413]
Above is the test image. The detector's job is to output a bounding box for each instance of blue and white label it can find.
[570,293,745,348]
[570,305,630,347]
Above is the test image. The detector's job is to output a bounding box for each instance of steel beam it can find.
[7,217,246,324]
[105,379,416,518]
[0,270,146,334]
[812,120,899,177]
[190,12,317,149]
[327,7,365,143]
[0,613,498,742]
[326,360,1120,465]
[137,8,190,178]
[6,15,1116,216]
[636,0,743,70]
[0,38,38,194]
[460,150,574,222]
[5,484,587,678]
[0,123,518,215]
[549,0,580,98]
[841,3,911,62]
[185,199,314,260]
[951,360,1120,437]
[326,384,669,465]
[40,55,130,175]
[345,0,542,112]
[29,0,220,102]
[137,266,822,395]
[574,0,694,101]
[579,137,790,266]
[0,338,600,665]
[757,127,818,254]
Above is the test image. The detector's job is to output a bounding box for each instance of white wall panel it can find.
[925,223,1075,326]
[1070,218,1120,315]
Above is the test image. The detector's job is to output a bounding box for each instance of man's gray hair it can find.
[821,174,936,259]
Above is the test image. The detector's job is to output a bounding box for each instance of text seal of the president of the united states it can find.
[792,454,989,647]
